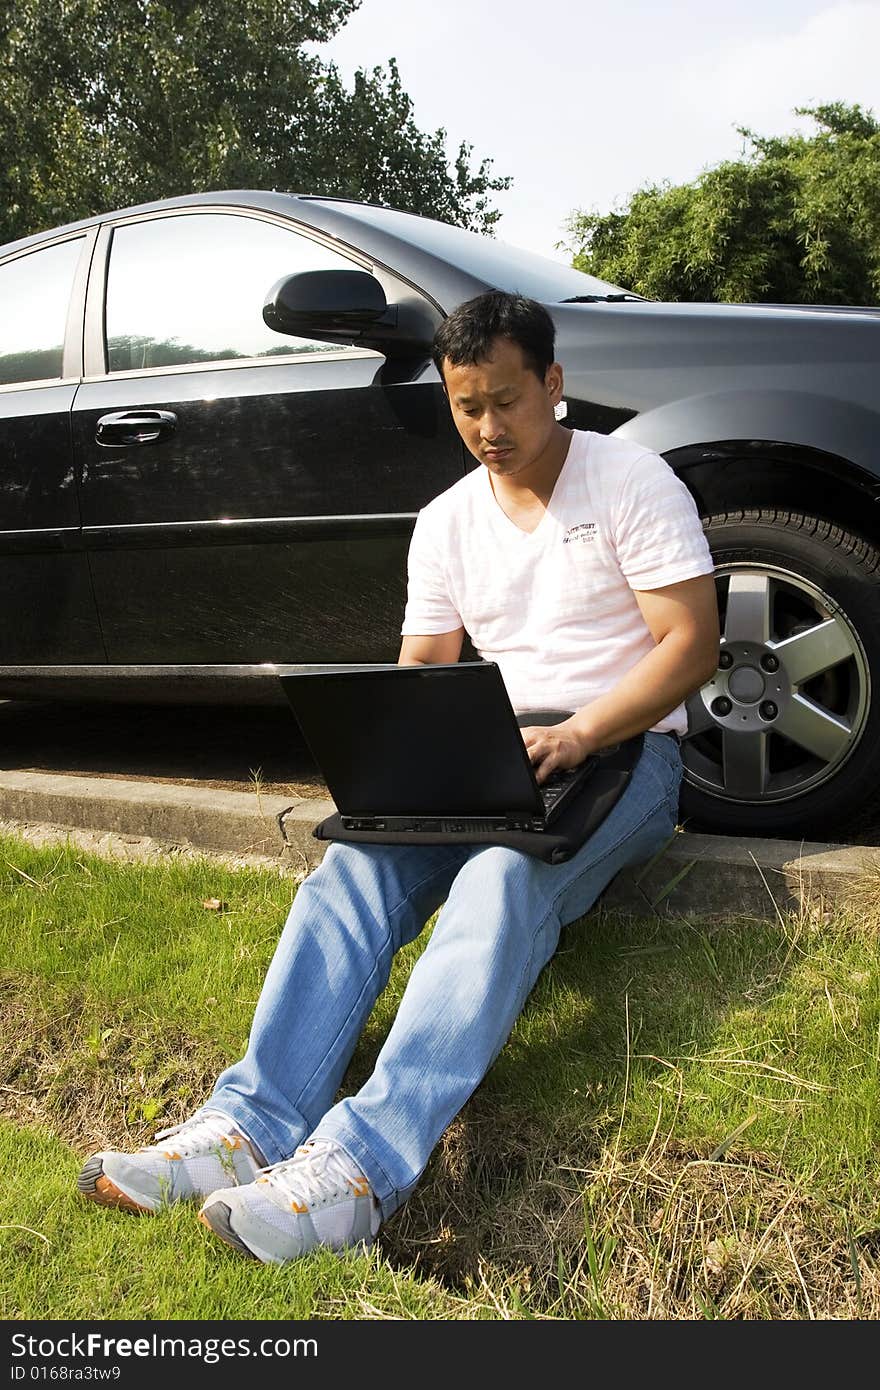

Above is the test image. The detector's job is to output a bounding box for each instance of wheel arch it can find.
[610,389,880,550]
[669,444,880,552]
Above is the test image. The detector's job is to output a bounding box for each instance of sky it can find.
[309,0,880,263]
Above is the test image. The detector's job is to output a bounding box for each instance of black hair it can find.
[431,289,556,382]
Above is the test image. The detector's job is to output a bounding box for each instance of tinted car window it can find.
[105,212,370,372]
[0,238,84,386]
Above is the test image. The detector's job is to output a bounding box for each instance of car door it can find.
[0,233,105,663]
[71,207,465,666]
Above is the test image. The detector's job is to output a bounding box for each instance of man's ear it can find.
[546,361,564,404]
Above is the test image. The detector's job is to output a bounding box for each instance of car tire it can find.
[679,509,880,840]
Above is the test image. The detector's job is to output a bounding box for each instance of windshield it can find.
[309,199,635,303]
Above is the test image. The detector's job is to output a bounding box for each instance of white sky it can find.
[311,0,880,262]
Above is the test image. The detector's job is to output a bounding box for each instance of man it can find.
[78,290,719,1265]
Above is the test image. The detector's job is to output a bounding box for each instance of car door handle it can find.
[95,410,178,447]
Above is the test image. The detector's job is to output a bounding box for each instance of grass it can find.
[2,829,880,1319]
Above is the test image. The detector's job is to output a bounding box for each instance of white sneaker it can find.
[78,1111,263,1213]
[198,1138,381,1264]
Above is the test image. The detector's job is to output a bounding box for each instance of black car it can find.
[2,189,880,839]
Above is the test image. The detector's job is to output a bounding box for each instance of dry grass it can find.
[833,850,880,922]
[381,1097,880,1319]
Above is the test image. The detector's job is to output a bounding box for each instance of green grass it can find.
[2,830,880,1319]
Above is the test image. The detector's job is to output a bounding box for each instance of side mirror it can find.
[262,269,396,344]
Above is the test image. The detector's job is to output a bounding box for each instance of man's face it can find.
[441,336,564,480]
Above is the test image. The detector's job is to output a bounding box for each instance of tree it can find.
[0,0,509,244]
[563,103,880,304]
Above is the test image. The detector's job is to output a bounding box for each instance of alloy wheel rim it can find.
[682,563,871,805]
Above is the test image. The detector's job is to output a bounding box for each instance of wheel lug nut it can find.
[718,650,733,669]
[761,654,779,673]
[760,701,778,720]
[712,697,732,717]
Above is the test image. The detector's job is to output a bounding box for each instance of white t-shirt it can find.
[401,429,715,735]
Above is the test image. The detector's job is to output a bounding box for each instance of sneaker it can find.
[77,1111,263,1214]
[198,1138,381,1264]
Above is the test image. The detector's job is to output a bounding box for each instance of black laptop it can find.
[277,661,599,834]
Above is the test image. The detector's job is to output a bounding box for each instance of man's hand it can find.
[519,718,588,784]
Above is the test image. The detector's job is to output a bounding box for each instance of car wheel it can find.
[679,509,880,839]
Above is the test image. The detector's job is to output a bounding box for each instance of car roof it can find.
[2,190,363,250]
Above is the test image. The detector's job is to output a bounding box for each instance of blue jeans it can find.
[203,732,681,1221]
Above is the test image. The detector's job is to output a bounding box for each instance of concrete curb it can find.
[0,770,334,865]
[0,770,876,920]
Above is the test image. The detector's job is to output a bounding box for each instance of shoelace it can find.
[260,1140,369,1207]
[148,1111,242,1158]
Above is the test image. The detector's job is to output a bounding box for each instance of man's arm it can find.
[398,630,465,666]
[521,573,719,781]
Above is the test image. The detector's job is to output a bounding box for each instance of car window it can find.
[0,237,84,386]
[105,212,372,372]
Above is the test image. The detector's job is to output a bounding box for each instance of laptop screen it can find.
[278,662,546,818]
